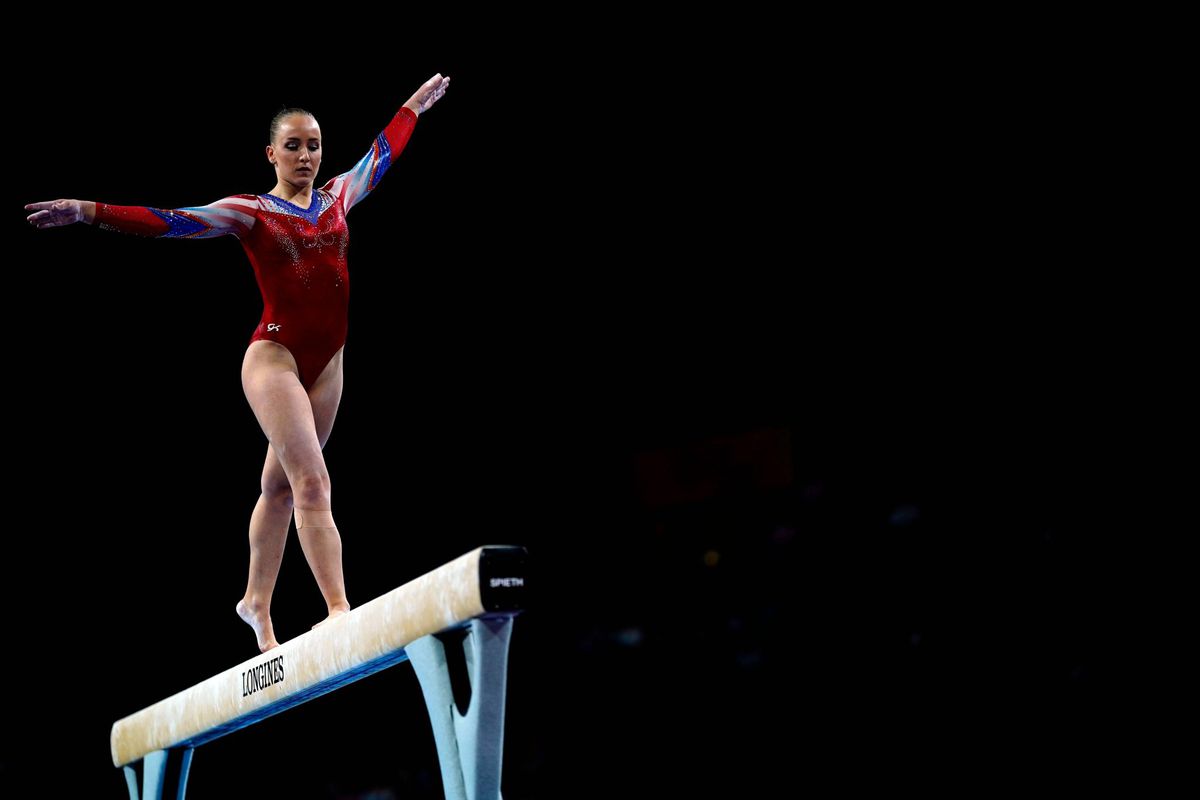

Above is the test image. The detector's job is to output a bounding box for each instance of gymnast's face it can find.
[268,114,322,187]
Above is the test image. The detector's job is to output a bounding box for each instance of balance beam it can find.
[112,545,527,800]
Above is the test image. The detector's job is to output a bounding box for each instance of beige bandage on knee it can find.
[294,507,336,530]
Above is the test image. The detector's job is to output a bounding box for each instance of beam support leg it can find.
[123,747,193,800]
[409,615,515,800]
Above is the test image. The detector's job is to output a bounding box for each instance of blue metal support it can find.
[408,615,515,800]
[122,747,193,800]
[123,765,138,800]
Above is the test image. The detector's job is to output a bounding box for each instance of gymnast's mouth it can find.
[297,167,312,173]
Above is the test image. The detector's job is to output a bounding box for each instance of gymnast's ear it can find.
[266,143,277,167]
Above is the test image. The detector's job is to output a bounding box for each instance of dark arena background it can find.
[6,24,1129,799]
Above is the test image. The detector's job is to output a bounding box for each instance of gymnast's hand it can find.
[25,199,85,228]
[403,73,451,116]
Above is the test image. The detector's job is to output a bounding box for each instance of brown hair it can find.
[269,107,318,144]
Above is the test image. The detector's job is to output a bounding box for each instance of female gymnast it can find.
[25,73,450,652]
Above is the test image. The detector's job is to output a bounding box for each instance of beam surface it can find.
[111,545,526,767]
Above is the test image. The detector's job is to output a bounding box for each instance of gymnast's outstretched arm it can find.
[26,74,448,234]
[326,72,450,214]
[24,195,257,239]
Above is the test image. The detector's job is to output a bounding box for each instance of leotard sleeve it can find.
[92,195,258,239]
[321,106,418,215]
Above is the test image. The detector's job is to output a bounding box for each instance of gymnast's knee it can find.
[261,478,294,510]
[291,471,331,512]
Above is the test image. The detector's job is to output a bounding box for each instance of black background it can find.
[6,21,1128,799]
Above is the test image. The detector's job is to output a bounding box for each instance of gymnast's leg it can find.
[236,444,291,652]
[238,342,347,650]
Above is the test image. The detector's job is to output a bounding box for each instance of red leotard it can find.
[92,106,417,389]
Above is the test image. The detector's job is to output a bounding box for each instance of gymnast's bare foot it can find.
[312,603,351,630]
[237,598,280,652]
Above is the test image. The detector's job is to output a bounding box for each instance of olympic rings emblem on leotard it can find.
[301,217,339,251]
